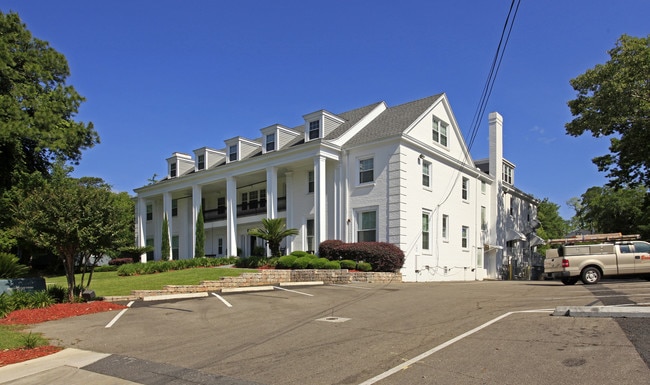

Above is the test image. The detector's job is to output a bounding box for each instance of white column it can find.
[314,156,326,250]
[192,185,202,258]
[226,176,238,257]
[162,192,172,261]
[137,197,147,263]
[266,166,277,219]
[284,172,294,254]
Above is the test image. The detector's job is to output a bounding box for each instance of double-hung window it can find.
[308,120,320,140]
[197,154,205,170]
[422,212,431,250]
[265,133,276,152]
[481,206,487,230]
[306,219,315,253]
[229,145,238,161]
[146,204,153,221]
[170,162,177,177]
[359,158,374,184]
[308,171,314,193]
[442,214,449,241]
[171,199,178,217]
[461,226,469,249]
[462,177,469,200]
[422,161,431,187]
[357,210,377,242]
[432,118,448,147]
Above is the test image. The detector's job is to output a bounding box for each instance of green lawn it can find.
[45,267,259,297]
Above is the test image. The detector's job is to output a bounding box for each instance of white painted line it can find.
[212,292,233,307]
[142,292,209,301]
[274,286,314,296]
[105,300,134,328]
[330,284,373,290]
[358,311,523,385]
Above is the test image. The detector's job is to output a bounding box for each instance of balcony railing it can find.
[203,196,286,222]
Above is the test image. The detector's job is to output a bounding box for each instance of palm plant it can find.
[247,218,299,258]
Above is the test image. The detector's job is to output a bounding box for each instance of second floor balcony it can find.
[203,196,287,222]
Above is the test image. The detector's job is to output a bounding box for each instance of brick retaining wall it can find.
[131,269,401,298]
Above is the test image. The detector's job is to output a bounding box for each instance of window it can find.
[260,189,267,208]
[146,204,152,221]
[358,210,377,242]
[422,212,430,250]
[266,133,276,152]
[481,206,487,231]
[422,161,431,187]
[218,238,223,255]
[197,154,205,170]
[481,180,486,194]
[433,118,448,147]
[462,177,469,200]
[241,192,248,210]
[634,242,650,253]
[442,214,449,241]
[172,199,178,217]
[146,238,154,261]
[503,164,513,184]
[308,171,314,193]
[462,226,469,249]
[172,236,179,260]
[306,219,315,253]
[229,145,238,161]
[217,197,226,214]
[309,120,320,140]
[510,197,515,216]
[170,162,177,177]
[359,158,374,184]
[249,190,258,209]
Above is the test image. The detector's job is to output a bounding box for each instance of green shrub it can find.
[47,285,67,303]
[324,260,341,269]
[292,256,311,269]
[28,290,55,308]
[340,260,357,270]
[94,265,118,272]
[318,240,344,260]
[357,262,372,271]
[308,258,330,269]
[277,255,297,269]
[117,263,137,276]
[0,293,10,318]
[305,253,318,259]
[0,252,30,278]
[290,250,308,258]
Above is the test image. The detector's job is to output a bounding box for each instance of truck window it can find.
[633,242,650,253]
[619,245,632,253]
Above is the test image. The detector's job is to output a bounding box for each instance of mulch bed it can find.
[0,301,126,367]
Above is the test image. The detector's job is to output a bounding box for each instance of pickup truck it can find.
[544,241,650,285]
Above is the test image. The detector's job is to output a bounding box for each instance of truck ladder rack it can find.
[547,233,640,246]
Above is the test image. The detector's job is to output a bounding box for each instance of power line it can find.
[466,0,521,151]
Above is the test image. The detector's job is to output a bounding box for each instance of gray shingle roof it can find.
[324,101,385,140]
[344,93,443,147]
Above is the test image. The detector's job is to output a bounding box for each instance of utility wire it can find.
[466,0,521,151]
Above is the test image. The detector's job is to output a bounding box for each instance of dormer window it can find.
[229,145,238,161]
[197,154,205,170]
[265,133,276,152]
[308,120,320,140]
[433,117,448,147]
[170,162,177,177]
[503,163,513,184]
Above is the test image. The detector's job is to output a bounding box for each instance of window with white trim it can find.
[172,235,179,260]
[422,212,431,250]
[461,226,469,249]
[357,210,377,242]
[172,199,178,217]
[308,171,314,193]
[308,120,320,140]
[442,214,449,241]
[481,206,487,230]
[146,238,154,261]
[306,219,315,253]
[170,162,177,177]
[462,177,469,200]
[229,145,238,161]
[218,238,223,255]
[197,154,205,170]
[359,157,374,184]
[422,161,431,187]
[433,117,448,147]
[146,204,153,221]
[265,133,276,152]
[503,163,513,184]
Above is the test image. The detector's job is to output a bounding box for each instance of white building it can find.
[133,93,541,281]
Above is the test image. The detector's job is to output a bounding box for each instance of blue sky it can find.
[2,1,648,219]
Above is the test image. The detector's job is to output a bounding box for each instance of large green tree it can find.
[566,34,650,188]
[247,218,298,258]
[536,198,569,253]
[10,164,133,301]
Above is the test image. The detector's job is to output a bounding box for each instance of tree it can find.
[10,164,133,301]
[247,218,298,258]
[575,185,649,238]
[195,208,205,258]
[0,12,98,194]
[566,34,650,188]
[536,198,569,254]
[161,214,171,261]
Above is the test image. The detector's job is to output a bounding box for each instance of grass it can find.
[0,325,48,350]
[45,267,259,297]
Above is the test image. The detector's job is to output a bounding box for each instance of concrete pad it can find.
[553,306,650,318]
[141,292,208,302]
[221,285,275,293]
[0,349,110,384]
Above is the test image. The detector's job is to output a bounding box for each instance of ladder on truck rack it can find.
[547,233,640,246]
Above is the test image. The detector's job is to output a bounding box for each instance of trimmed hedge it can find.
[318,240,344,260]
[319,241,405,272]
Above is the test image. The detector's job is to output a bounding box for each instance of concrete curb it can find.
[142,292,209,302]
[552,306,650,318]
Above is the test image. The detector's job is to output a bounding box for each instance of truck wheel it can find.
[561,278,578,285]
[581,267,601,285]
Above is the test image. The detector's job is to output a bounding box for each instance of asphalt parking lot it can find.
[18,279,650,384]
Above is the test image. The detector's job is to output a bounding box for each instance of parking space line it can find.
[211,293,233,307]
[105,301,134,328]
[330,284,373,290]
[273,286,314,296]
[357,309,551,385]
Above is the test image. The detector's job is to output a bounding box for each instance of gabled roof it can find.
[324,101,385,140]
[344,94,444,147]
